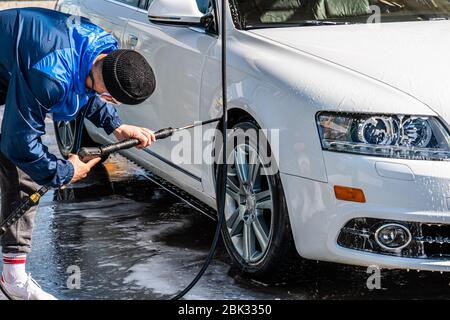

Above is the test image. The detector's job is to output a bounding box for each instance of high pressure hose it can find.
[170,0,228,300]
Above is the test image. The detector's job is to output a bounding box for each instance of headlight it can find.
[317,112,450,161]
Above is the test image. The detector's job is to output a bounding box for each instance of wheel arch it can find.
[223,107,260,130]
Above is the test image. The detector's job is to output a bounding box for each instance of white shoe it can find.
[1,274,58,300]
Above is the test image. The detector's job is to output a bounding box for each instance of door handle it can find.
[127,34,139,49]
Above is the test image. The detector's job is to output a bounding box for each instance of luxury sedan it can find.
[55,0,450,279]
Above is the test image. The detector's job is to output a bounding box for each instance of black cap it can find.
[102,50,156,105]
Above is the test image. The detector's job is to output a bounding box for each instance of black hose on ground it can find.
[170,0,228,300]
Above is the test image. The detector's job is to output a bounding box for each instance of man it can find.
[0,8,157,300]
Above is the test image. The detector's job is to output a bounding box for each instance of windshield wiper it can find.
[300,20,352,26]
[246,20,353,30]
[424,16,450,21]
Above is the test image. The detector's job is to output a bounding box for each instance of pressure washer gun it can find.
[78,127,175,162]
[0,118,221,235]
[78,118,221,162]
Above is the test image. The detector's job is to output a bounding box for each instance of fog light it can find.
[375,224,412,251]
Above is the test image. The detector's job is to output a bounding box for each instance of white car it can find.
[55,0,450,279]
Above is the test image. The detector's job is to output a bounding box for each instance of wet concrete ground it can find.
[1,108,450,300]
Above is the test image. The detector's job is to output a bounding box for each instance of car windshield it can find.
[230,0,450,29]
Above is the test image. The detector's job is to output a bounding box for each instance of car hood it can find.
[250,21,450,125]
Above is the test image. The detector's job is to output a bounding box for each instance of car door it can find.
[119,1,218,191]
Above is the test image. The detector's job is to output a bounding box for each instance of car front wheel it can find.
[218,121,300,281]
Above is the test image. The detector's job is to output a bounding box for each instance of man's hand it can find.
[68,155,102,184]
[113,124,156,149]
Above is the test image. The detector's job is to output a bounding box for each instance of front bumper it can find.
[281,151,450,271]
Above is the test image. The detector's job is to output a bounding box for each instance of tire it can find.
[54,120,105,161]
[218,121,301,281]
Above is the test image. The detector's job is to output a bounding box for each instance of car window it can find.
[197,0,210,13]
[231,0,450,29]
[139,0,151,9]
[145,0,210,13]
[114,0,140,7]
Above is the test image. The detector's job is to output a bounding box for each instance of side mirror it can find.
[148,0,204,27]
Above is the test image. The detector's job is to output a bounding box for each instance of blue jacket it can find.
[0,8,122,187]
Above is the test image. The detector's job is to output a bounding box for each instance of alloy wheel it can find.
[224,144,274,263]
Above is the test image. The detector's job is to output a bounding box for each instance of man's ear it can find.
[103,95,114,103]
[99,94,115,104]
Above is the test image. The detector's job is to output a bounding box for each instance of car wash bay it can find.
[0,106,450,300]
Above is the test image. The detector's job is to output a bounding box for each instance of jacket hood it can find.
[33,18,117,121]
[70,20,118,96]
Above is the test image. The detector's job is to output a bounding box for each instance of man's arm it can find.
[0,71,74,187]
[85,96,122,135]
[85,97,155,148]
